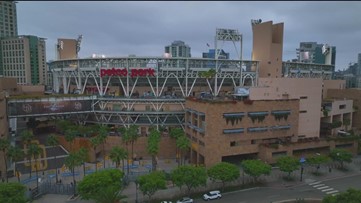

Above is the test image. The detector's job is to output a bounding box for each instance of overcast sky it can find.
[17,1,361,70]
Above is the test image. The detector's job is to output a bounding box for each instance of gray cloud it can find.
[17,1,361,70]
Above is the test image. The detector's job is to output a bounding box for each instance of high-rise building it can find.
[357,53,361,76]
[297,42,336,66]
[202,49,229,59]
[164,40,191,57]
[0,35,47,85]
[0,1,17,38]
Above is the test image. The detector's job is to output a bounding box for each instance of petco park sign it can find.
[100,68,155,78]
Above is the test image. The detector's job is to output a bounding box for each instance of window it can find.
[223,128,244,134]
[299,110,307,113]
[300,96,308,99]
[339,105,346,109]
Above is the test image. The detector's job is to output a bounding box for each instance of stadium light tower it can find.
[214,28,243,94]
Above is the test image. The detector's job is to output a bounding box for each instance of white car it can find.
[176,197,194,203]
[203,190,222,200]
[161,201,172,203]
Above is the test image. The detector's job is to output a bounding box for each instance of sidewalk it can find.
[24,155,361,203]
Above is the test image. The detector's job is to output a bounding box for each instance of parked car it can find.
[176,197,194,203]
[203,190,222,200]
[161,201,172,203]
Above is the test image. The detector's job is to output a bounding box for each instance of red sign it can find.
[100,68,155,78]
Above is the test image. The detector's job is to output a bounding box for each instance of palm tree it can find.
[27,144,42,187]
[78,147,88,177]
[0,138,10,182]
[47,134,60,183]
[128,125,139,164]
[147,129,161,172]
[20,130,34,146]
[118,127,131,174]
[65,151,82,195]
[65,129,76,152]
[169,128,184,164]
[90,136,101,171]
[7,146,24,182]
[97,125,109,169]
[176,135,190,166]
[109,146,128,172]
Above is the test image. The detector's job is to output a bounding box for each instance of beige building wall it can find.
[252,21,283,78]
[323,80,346,99]
[327,89,361,133]
[185,99,299,167]
[57,38,77,60]
[250,78,323,138]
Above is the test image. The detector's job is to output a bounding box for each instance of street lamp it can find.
[135,180,139,203]
[299,157,306,182]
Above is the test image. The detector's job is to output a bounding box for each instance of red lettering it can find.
[100,68,155,78]
[147,68,155,76]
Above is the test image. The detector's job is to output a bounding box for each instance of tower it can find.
[0,1,17,37]
[251,20,284,78]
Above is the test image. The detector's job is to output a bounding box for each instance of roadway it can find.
[193,173,361,203]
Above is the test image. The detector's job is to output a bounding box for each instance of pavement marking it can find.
[317,186,330,190]
[326,190,339,194]
[322,188,334,192]
[309,181,321,185]
[313,184,325,188]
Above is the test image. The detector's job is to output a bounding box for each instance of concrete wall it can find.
[185,99,299,167]
[250,78,323,138]
[252,21,283,78]
[323,80,346,99]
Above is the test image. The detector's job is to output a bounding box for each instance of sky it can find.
[17,1,361,71]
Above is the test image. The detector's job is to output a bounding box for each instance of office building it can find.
[165,40,191,57]
[0,35,47,85]
[297,42,336,66]
[202,49,229,59]
[0,1,17,38]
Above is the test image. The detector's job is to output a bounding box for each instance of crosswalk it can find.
[309,181,339,196]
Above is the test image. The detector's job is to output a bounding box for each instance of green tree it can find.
[276,156,300,180]
[147,129,161,172]
[241,159,271,182]
[7,146,24,182]
[329,148,353,169]
[56,120,73,134]
[137,171,167,202]
[47,134,60,182]
[90,136,101,172]
[0,138,10,182]
[176,135,190,166]
[64,151,82,195]
[27,144,42,184]
[78,147,89,177]
[169,128,184,164]
[20,130,34,146]
[307,154,331,174]
[343,119,351,131]
[0,182,28,203]
[109,146,128,171]
[65,129,77,152]
[323,188,361,203]
[77,169,126,203]
[171,165,207,195]
[207,162,240,191]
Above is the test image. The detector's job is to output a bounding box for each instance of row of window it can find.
[223,125,291,134]
[223,110,291,117]
[2,50,25,57]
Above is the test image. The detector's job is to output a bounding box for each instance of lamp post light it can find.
[135,180,139,203]
[299,157,306,182]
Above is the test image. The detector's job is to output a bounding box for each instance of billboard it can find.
[8,100,92,116]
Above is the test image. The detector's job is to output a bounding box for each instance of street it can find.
[192,173,361,203]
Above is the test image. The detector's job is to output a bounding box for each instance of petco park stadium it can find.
[45,56,259,129]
